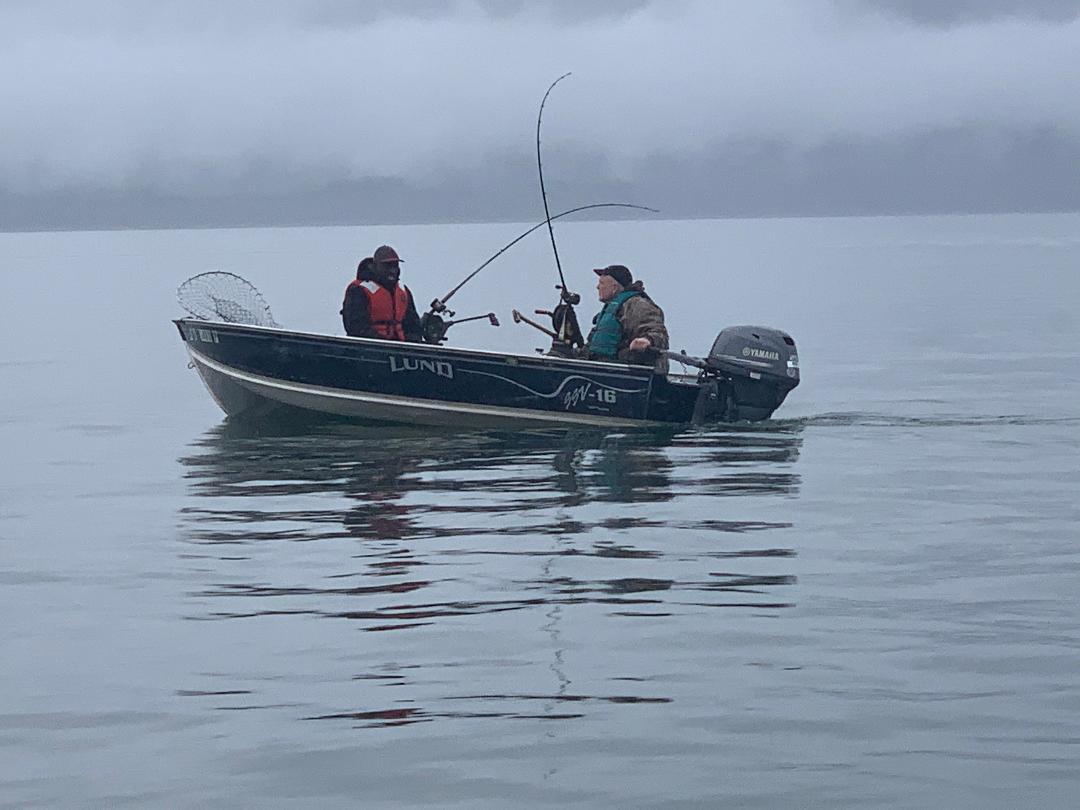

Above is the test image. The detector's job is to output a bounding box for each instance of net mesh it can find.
[177,271,281,328]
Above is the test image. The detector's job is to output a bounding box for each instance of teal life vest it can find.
[587,289,642,358]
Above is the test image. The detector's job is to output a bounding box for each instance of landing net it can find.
[177,271,281,328]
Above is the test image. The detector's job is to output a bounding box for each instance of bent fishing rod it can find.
[430,201,658,313]
[423,75,659,347]
[419,201,657,345]
[533,72,589,354]
[538,72,572,303]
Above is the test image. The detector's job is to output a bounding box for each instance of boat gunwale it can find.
[173,317,664,377]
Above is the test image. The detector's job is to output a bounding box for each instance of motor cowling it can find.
[698,326,800,422]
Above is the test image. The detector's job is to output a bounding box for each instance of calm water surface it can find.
[2,214,1079,807]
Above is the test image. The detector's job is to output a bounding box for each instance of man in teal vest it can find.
[584,264,669,373]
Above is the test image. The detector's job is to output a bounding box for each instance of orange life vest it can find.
[345,280,411,340]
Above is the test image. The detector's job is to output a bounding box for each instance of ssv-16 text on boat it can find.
[173,76,799,428]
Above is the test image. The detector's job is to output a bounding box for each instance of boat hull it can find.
[176,319,706,428]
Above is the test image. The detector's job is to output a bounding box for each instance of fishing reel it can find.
[553,285,585,353]
[420,307,499,345]
[523,285,584,357]
[556,284,580,306]
[545,306,584,357]
[421,298,454,344]
[420,310,451,344]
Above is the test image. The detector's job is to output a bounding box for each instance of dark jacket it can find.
[341,281,423,342]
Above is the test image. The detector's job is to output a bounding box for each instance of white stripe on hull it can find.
[187,347,653,428]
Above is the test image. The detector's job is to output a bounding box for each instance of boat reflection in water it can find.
[176,416,803,727]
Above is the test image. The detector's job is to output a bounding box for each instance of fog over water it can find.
[2,1,1079,229]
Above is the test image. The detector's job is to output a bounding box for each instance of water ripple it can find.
[175,419,803,725]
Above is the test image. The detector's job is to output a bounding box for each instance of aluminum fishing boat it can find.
[175,317,799,428]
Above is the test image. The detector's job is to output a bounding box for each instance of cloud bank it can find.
[1,0,1078,227]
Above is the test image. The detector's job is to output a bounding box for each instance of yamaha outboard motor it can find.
[707,325,799,421]
[671,326,799,423]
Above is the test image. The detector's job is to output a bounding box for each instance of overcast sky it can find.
[2,0,1078,229]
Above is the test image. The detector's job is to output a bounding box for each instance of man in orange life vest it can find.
[341,245,423,341]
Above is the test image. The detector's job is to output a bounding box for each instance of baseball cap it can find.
[592,264,632,288]
[374,245,403,265]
